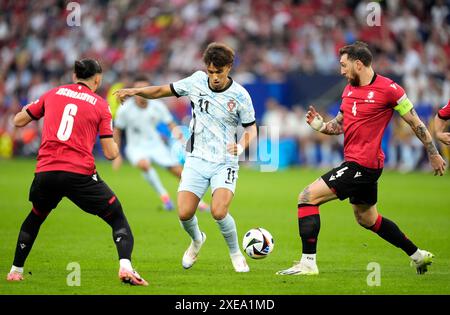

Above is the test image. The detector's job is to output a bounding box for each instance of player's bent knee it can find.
[31,206,51,219]
[137,160,151,172]
[178,207,196,221]
[211,210,227,221]
[298,191,307,205]
[353,205,378,228]
[356,217,370,228]
[361,219,377,229]
[298,189,318,206]
[177,192,199,220]
[210,205,228,220]
[354,213,375,228]
[178,212,195,221]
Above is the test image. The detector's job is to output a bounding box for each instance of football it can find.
[242,227,274,259]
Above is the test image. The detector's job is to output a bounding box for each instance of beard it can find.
[348,70,360,86]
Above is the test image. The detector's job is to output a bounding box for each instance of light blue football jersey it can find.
[171,71,255,164]
[114,98,174,149]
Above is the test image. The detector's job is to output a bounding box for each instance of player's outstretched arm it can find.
[306,105,344,135]
[433,114,450,146]
[13,105,33,127]
[402,109,446,175]
[114,84,174,103]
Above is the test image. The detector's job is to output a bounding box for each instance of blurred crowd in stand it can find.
[1,0,449,170]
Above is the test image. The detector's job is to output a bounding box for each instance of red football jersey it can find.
[340,74,406,169]
[26,83,113,175]
[437,100,450,120]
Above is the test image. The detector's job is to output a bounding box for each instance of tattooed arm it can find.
[306,106,344,135]
[401,108,446,175]
[322,111,344,135]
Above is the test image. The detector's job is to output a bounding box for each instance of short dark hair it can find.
[339,41,373,66]
[202,42,235,68]
[74,59,102,79]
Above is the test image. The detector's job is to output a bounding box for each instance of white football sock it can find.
[301,254,317,264]
[216,214,240,255]
[410,249,422,261]
[180,216,203,245]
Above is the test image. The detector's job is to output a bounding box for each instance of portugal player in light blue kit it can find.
[115,43,257,272]
[113,76,210,211]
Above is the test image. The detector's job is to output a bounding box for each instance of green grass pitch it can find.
[0,158,449,295]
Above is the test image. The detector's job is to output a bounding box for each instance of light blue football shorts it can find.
[178,156,239,199]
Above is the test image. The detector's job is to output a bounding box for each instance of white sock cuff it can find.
[410,248,422,261]
[11,265,24,274]
[120,259,133,271]
[301,254,317,263]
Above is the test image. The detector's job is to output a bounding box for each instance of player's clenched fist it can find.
[113,88,137,104]
[227,143,244,156]
[306,105,325,132]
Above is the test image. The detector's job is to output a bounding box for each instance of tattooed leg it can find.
[298,178,337,206]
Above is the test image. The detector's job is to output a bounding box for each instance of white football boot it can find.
[411,250,434,275]
[230,252,250,273]
[276,260,319,276]
[182,232,206,269]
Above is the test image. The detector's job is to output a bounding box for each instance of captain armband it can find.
[394,95,414,116]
